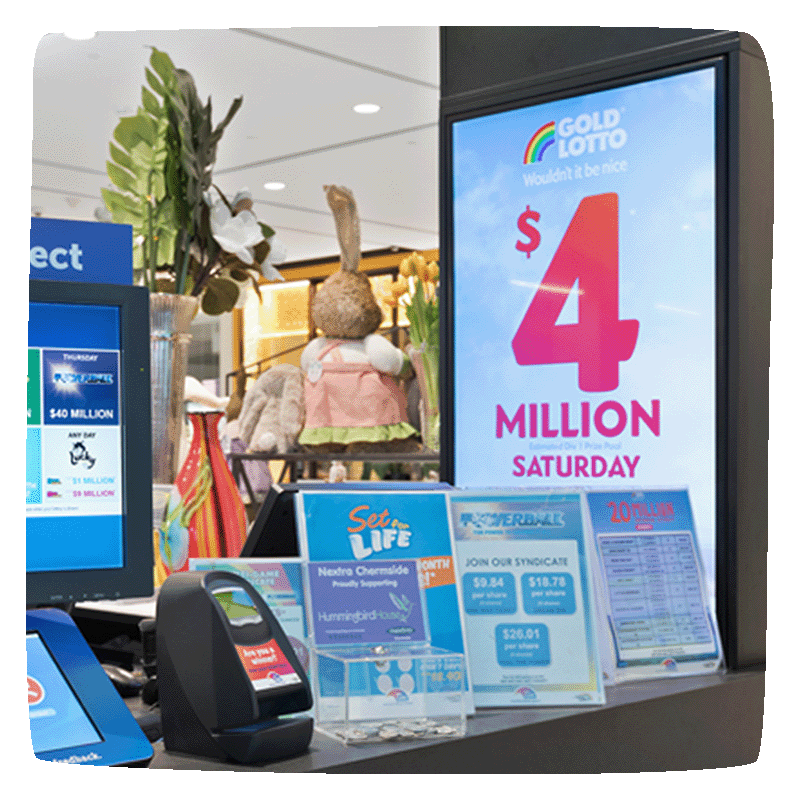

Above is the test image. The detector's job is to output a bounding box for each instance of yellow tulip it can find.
[410,252,427,275]
[391,276,409,296]
[399,256,413,277]
[426,261,439,283]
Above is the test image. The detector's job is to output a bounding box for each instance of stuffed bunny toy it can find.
[297,185,418,453]
[237,363,305,454]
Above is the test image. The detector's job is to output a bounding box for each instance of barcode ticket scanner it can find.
[156,571,313,764]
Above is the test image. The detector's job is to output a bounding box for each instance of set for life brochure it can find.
[193,485,721,714]
[294,490,477,713]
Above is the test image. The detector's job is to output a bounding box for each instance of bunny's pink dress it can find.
[298,340,417,447]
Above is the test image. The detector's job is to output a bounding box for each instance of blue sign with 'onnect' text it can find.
[30,217,132,285]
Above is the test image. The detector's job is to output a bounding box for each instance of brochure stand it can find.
[584,489,723,683]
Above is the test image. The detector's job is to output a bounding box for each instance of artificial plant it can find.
[102,47,283,314]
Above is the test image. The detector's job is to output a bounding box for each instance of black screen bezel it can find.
[26,279,153,606]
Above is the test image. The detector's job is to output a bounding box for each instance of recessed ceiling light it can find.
[353,103,381,114]
[64,31,96,40]
[263,182,286,191]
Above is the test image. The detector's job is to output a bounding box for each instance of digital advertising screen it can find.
[449,66,718,591]
[26,301,125,573]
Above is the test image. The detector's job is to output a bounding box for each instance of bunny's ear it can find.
[325,184,361,273]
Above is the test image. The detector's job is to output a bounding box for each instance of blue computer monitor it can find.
[26,279,153,606]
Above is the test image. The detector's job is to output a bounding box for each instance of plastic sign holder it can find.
[311,643,467,744]
[303,559,467,744]
[585,488,723,682]
[156,571,313,764]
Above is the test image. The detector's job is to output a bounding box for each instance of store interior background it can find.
[21,19,795,779]
[17,15,800,784]
[32,27,441,411]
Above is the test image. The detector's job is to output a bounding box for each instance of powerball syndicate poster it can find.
[450,66,717,591]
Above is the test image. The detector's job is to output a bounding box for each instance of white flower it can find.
[266,234,287,264]
[259,234,287,281]
[231,188,253,209]
[210,204,263,265]
[231,274,253,309]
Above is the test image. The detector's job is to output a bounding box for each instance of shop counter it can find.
[148,667,764,772]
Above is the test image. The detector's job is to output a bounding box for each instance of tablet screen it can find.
[27,632,102,755]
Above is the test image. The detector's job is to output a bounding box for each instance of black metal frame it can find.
[27,279,154,606]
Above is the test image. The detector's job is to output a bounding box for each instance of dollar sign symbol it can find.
[516,206,541,258]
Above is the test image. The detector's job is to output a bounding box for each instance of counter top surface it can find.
[147,667,764,772]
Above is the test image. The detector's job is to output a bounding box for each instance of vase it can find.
[408,345,440,453]
[156,410,248,581]
[150,293,199,485]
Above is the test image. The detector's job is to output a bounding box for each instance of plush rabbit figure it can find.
[297,185,418,453]
[238,363,305,454]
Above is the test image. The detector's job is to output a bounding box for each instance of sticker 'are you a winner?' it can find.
[235,638,303,692]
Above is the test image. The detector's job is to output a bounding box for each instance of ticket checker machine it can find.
[156,571,314,764]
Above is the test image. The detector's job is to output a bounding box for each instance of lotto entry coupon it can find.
[448,491,604,706]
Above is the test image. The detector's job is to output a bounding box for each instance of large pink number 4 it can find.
[512,192,639,392]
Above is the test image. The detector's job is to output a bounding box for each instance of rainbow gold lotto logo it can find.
[523,108,627,164]
[513,686,537,701]
[523,122,556,163]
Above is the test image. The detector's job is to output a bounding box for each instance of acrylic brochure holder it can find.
[304,559,467,744]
